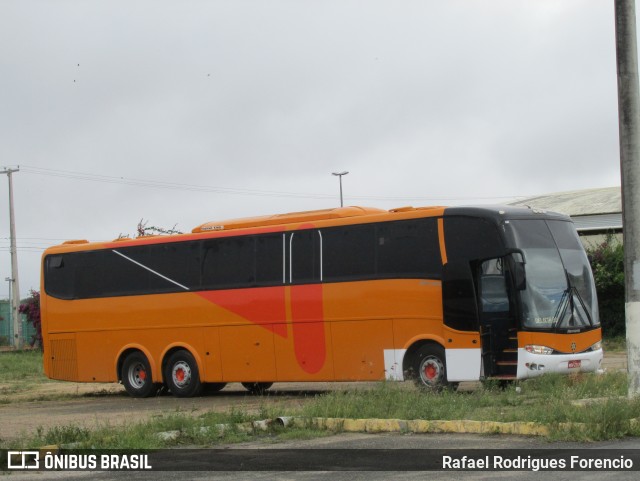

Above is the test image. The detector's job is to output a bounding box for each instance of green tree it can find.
[586,235,625,338]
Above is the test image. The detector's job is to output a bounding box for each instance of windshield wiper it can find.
[552,288,570,330]
[552,270,593,330]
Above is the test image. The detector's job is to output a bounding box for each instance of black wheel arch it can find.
[161,346,203,384]
[117,348,150,382]
[163,347,204,397]
[403,339,446,379]
[119,349,160,397]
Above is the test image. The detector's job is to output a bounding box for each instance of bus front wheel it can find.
[164,350,203,398]
[121,352,159,398]
[412,344,454,391]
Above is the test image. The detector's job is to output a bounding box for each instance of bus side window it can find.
[377,219,441,279]
[256,234,284,286]
[289,230,321,284]
[45,254,75,299]
[322,224,375,281]
[201,237,256,289]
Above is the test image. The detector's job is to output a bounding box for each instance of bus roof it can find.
[444,205,572,223]
[46,204,569,253]
[191,206,387,233]
[192,205,570,234]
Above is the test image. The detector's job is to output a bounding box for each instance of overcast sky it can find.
[0,0,625,295]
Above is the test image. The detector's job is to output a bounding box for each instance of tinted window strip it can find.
[44,218,444,300]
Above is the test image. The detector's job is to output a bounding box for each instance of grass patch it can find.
[299,372,640,441]
[0,349,45,382]
[603,336,626,353]
[0,350,73,403]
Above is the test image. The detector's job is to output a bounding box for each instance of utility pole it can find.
[332,171,349,207]
[1,168,21,350]
[614,0,640,397]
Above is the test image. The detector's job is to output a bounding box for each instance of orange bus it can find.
[40,205,603,397]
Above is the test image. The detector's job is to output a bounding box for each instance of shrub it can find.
[586,235,625,337]
[19,290,41,349]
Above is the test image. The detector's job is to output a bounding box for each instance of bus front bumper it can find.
[517,348,604,379]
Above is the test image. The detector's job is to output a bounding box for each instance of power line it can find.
[0,241,57,246]
[19,164,526,203]
[21,165,339,199]
[0,237,74,241]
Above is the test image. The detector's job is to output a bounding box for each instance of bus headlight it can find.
[525,345,554,355]
[590,341,602,352]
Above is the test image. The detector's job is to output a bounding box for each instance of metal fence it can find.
[0,300,35,347]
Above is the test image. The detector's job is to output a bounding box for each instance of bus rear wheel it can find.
[242,382,273,394]
[164,350,203,398]
[121,352,159,398]
[412,345,454,391]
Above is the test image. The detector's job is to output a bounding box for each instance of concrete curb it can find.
[149,416,551,443]
[288,417,550,436]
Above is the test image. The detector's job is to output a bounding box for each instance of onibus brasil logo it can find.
[6,450,152,471]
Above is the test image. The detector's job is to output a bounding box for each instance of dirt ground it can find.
[0,352,628,443]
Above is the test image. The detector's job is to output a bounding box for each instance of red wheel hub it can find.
[176,368,185,383]
[424,363,437,380]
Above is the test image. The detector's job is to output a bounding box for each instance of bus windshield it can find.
[508,219,600,331]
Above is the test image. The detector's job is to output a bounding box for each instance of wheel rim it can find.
[172,361,192,388]
[419,356,444,386]
[127,362,148,389]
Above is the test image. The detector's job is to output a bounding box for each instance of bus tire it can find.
[164,350,203,398]
[202,382,227,395]
[121,351,159,398]
[241,382,273,394]
[412,344,452,391]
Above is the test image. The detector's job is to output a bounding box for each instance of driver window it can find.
[479,258,509,313]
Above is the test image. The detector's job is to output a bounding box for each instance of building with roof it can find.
[510,186,622,245]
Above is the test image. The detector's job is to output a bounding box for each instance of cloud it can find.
[0,0,622,292]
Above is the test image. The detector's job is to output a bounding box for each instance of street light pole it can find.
[1,167,21,350]
[331,171,349,207]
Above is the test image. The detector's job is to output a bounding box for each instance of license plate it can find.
[568,360,581,369]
